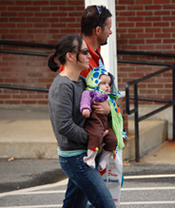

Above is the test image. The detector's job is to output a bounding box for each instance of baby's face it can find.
[98,74,111,92]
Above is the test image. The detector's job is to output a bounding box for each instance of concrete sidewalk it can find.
[0,107,175,193]
[0,107,66,192]
[0,107,57,159]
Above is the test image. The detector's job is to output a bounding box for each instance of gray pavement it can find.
[0,158,66,193]
[0,106,175,193]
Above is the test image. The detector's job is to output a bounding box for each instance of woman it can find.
[48,34,116,208]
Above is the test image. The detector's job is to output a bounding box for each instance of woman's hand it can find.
[92,99,111,115]
[103,129,109,137]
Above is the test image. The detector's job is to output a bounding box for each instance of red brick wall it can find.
[0,0,84,105]
[116,0,175,103]
[0,0,175,106]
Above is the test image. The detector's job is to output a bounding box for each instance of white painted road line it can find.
[1,201,175,208]
[1,186,175,197]
[121,201,175,205]
[122,186,175,191]
[0,190,66,196]
[0,178,68,197]
[125,174,175,179]
[0,174,175,197]
[0,205,62,208]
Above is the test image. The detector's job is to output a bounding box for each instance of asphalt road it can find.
[1,162,175,208]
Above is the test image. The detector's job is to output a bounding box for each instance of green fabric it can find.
[85,60,125,150]
[57,147,87,157]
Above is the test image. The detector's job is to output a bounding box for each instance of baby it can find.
[80,60,124,170]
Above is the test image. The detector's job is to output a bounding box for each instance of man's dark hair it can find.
[81,5,112,36]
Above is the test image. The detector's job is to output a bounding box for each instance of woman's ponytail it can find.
[48,53,60,72]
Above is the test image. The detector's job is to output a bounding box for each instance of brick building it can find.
[0,0,175,131]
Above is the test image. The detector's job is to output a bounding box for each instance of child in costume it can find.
[80,60,125,170]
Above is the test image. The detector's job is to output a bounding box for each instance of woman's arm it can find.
[49,82,88,145]
[91,99,111,115]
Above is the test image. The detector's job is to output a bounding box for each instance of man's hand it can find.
[92,99,111,115]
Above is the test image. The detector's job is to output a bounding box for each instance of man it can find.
[80,5,112,77]
[59,5,112,78]
[80,6,116,208]
[79,5,113,117]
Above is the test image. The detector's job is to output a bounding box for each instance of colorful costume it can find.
[80,85,117,154]
[80,60,125,169]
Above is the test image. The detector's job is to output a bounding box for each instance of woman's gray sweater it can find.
[48,74,88,151]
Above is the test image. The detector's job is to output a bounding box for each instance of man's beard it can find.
[100,40,107,46]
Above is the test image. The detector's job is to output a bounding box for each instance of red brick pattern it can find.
[0,0,84,105]
[0,0,174,107]
[116,0,175,103]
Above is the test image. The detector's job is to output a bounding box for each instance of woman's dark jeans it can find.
[59,152,116,208]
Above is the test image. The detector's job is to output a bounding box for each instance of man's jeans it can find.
[59,152,116,208]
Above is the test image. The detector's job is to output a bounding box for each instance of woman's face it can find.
[77,40,91,70]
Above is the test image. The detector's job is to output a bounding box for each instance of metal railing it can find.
[119,49,175,162]
[0,40,174,91]
[0,40,53,92]
[1,40,175,163]
[125,65,175,162]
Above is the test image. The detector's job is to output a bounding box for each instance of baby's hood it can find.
[86,60,120,98]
